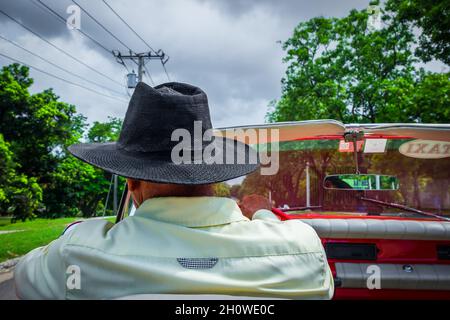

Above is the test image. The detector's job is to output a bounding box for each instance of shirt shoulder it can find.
[228,209,325,255]
[63,219,115,247]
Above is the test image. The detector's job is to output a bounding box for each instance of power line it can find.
[101,0,171,82]
[0,34,127,98]
[121,60,130,73]
[31,0,111,54]
[0,52,127,103]
[0,8,123,87]
[30,0,131,89]
[113,51,166,86]
[144,64,155,85]
[162,62,171,82]
[71,0,133,52]
[101,0,155,53]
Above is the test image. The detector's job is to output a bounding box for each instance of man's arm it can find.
[238,194,272,219]
[239,195,335,299]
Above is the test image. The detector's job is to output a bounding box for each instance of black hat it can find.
[68,82,259,184]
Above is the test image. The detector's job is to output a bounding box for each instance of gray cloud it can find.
[1,0,373,128]
[198,0,369,21]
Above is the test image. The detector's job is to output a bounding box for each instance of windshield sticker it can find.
[338,139,364,152]
[399,140,450,159]
[364,139,387,153]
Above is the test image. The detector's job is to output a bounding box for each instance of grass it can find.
[0,217,12,227]
[0,217,114,263]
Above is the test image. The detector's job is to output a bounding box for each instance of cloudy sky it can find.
[0,0,373,128]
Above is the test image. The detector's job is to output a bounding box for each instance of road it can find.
[0,271,17,300]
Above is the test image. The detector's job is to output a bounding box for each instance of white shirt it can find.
[15,197,334,299]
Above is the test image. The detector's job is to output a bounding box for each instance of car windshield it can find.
[229,138,450,218]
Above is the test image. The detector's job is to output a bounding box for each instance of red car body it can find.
[272,208,450,299]
[217,121,450,299]
[116,121,450,299]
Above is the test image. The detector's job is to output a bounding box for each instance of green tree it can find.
[0,134,42,221]
[0,64,85,179]
[87,117,122,142]
[381,71,450,122]
[86,117,124,217]
[44,117,124,218]
[0,64,87,219]
[43,156,112,218]
[268,2,450,124]
[387,0,449,65]
[0,64,123,219]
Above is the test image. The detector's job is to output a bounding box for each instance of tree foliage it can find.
[387,0,450,65]
[267,1,450,124]
[43,116,123,218]
[0,64,85,180]
[1,0,449,220]
[0,64,123,220]
[0,134,42,221]
[87,117,122,143]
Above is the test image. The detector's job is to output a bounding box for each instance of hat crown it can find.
[117,82,212,153]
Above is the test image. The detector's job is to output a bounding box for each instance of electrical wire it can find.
[71,0,133,52]
[31,0,134,89]
[101,0,171,82]
[121,60,130,73]
[101,0,155,53]
[0,34,127,98]
[32,0,111,54]
[162,62,171,81]
[144,64,155,85]
[0,8,123,87]
[0,52,127,103]
[31,0,135,91]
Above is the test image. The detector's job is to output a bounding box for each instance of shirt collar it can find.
[134,196,249,227]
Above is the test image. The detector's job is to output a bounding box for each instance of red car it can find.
[216,120,450,300]
[118,120,450,299]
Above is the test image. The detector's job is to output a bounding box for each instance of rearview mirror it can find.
[323,174,399,191]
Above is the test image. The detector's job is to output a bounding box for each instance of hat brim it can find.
[68,137,259,185]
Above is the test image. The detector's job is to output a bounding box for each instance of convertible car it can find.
[117,120,450,300]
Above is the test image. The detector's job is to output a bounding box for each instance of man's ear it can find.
[127,178,141,192]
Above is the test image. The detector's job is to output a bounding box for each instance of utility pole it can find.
[113,174,118,214]
[137,55,144,82]
[113,50,169,87]
[109,50,168,214]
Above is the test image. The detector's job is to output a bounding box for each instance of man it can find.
[14,82,333,299]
